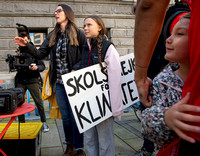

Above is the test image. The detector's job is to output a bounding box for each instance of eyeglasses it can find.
[55,9,63,14]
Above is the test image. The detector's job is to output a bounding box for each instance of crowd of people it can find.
[12,0,200,156]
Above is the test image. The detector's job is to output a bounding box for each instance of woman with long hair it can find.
[14,4,86,156]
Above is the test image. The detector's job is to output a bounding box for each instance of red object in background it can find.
[0,102,35,156]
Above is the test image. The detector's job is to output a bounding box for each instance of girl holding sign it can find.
[73,15,123,156]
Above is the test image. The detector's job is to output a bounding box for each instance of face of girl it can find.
[54,6,68,25]
[165,18,190,64]
[84,18,101,39]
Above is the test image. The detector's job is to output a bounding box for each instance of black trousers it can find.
[16,83,46,123]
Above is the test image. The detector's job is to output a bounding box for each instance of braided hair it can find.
[85,15,107,73]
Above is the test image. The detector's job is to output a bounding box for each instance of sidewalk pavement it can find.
[1,102,143,156]
[32,107,143,155]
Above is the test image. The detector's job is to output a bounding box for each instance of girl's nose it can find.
[166,35,173,44]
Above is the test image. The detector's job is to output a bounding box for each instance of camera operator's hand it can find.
[14,48,20,55]
[29,63,38,71]
[15,51,20,56]
[14,37,27,47]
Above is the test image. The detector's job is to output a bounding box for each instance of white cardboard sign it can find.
[62,53,139,133]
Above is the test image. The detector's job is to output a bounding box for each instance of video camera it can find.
[0,88,25,115]
[5,23,36,72]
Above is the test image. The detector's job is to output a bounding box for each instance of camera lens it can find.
[19,58,25,64]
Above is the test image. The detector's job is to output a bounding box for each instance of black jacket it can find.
[15,58,45,85]
[25,29,86,85]
[73,38,112,70]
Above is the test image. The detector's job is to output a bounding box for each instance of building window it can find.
[30,32,46,49]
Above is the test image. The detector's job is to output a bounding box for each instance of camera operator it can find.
[16,31,49,132]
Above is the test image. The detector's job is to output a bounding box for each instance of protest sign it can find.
[120,54,139,108]
[62,53,139,133]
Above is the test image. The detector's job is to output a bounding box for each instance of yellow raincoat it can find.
[42,67,61,119]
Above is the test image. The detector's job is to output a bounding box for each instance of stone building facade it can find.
[0,0,137,72]
[0,0,175,85]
